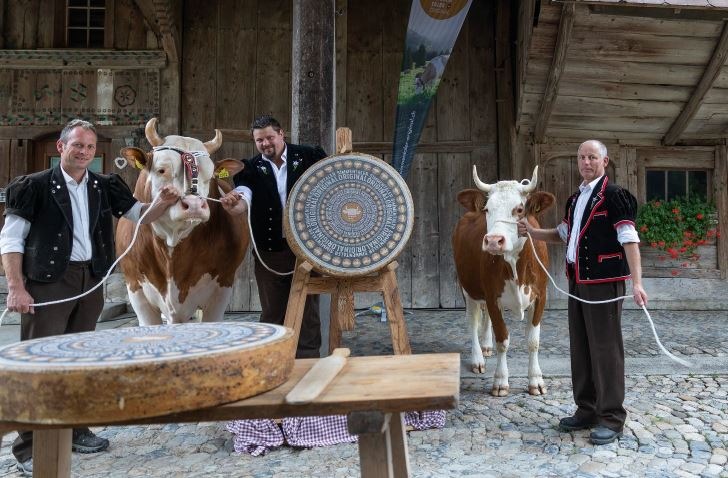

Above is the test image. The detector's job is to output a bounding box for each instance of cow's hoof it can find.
[528,384,547,395]
[471,363,485,374]
[491,386,509,397]
[481,346,493,357]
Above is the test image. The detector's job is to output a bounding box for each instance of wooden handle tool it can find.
[285,348,351,404]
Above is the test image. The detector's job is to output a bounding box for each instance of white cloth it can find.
[556,175,639,263]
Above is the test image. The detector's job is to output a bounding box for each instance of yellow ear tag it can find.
[217,167,229,179]
[134,159,144,170]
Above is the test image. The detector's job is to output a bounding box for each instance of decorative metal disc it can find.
[0,322,287,368]
[285,153,414,277]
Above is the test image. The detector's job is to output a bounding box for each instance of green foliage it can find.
[637,197,717,260]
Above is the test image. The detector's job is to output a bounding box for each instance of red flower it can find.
[680,262,689,268]
[671,270,679,276]
[672,208,680,214]
[718,231,722,238]
[651,242,658,247]
[696,213,704,220]
[658,240,665,247]
[640,225,648,233]
[697,239,706,245]
[654,201,661,207]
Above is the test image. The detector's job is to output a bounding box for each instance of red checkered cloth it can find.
[227,411,446,455]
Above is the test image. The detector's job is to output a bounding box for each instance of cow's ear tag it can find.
[216,167,229,179]
[134,159,145,170]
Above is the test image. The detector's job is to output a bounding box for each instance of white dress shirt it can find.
[556,175,639,263]
[234,146,288,237]
[0,169,142,256]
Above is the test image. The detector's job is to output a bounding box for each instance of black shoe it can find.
[590,426,622,445]
[558,415,597,432]
[16,458,32,477]
[72,428,110,453]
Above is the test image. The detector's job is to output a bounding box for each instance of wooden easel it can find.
[282,128,412,355]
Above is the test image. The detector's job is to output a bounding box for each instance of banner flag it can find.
[392,0,472,178]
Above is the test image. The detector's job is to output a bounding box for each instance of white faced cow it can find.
[452,166,554,396]
[414,54,449,93]
[115,118,249,325]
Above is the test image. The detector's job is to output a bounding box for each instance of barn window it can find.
[645,169,709,202]
[66,0,107,48]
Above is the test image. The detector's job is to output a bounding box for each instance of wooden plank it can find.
[641,245,717,270]
[216,1,257,130]
[0,140,10,186]
[534,2,574,143]
[496,0,515,179]
[664,22,728,146]
[716,146,728,278]
[435,17,470,142]
[641,267,722,279]
[33,428,72,478]
[516,0,536,124]
[470,1,497,145]
[523,93,683,118]
[0,50,167,69]
[346,0,384,142]
[181,0,217,132]
[119,0,150,49]
[381,0,408,140]
[524,80,692,103]
[531,29,718,66]
[525,57,716,88]
[10,139,30,178]
[580,9,724,38]
[253,0,291,125]
[409,153,438,308]
[37,0,54,47]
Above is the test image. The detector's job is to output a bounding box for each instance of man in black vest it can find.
[518,140,648,445]
[221,115,326,358]
[0,119,179,476]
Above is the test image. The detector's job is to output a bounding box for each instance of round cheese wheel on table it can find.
[0,322,295,425]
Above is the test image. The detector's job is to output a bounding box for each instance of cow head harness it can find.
[152,146,209,195]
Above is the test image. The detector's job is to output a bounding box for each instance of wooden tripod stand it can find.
[282,260,411,355]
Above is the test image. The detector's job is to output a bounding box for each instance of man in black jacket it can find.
[518,140,648,446]
[0,119,179,476]
[221,115,326,358]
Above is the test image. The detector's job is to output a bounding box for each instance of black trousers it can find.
[567,277,627,432]
[254,247,321,359]
[12,262,103,462]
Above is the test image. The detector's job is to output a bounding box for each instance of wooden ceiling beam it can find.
[533,2,574,143]
[663,21,728,146]
[515,0,536,126]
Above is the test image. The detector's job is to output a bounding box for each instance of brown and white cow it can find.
[115,118,249,325]
[452,166,554,396]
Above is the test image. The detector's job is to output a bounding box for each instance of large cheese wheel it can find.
[0,322,295,425]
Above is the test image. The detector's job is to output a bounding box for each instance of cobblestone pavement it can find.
[0,308,727,477]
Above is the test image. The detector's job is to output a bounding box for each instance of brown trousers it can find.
[567,277,627,432]
[13,262,104,462]
[254,247,321,359]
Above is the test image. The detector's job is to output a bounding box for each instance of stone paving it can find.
[0,308,727,477]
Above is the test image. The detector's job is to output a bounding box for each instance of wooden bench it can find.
[0,353,460,478]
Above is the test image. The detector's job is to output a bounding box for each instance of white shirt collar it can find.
[60,166,88,186]
[579,174,603,194]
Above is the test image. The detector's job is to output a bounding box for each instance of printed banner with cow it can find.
[391,0,472,178]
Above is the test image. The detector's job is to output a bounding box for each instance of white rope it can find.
[207,195,293,276]
[506,219,691,367]
[0,193,166,327]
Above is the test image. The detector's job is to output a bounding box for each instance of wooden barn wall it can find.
[180,0,500,310]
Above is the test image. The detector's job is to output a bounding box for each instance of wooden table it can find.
[0,353,460,478]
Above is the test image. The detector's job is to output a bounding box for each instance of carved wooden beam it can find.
[134,0,180,63]
[663,21,728,146]
[515,0,536,125]
[533,2,574,143]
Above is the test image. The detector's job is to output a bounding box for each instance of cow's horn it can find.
[145,118,163,147]
[204,129,223,154]
[519,166,539,193]
[472,165,492,193]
